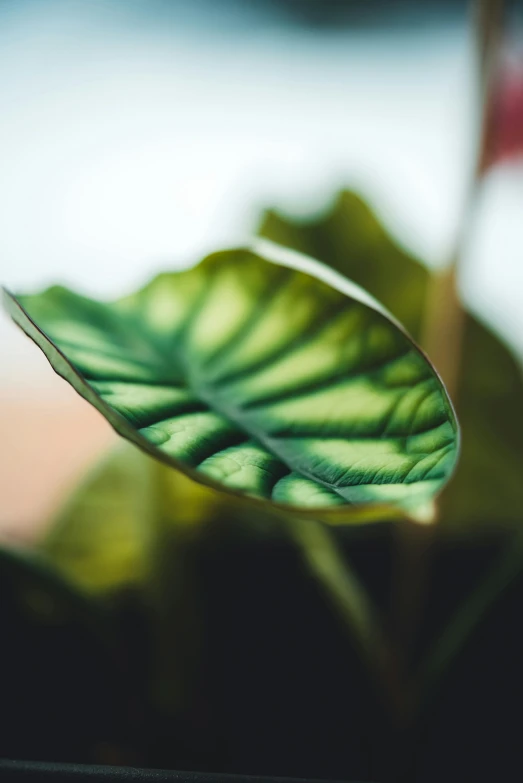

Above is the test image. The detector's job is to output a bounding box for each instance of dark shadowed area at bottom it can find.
[1,521,523,783]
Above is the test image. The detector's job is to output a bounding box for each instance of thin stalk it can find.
[287,516,409,721]
[391,519,433,672]
[420,188,477,401]
[145,461,204,716]
[392,0,506,708]
[421,0,504,395]
[416,531,523,702]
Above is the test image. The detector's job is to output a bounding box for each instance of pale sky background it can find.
[0,0,522,532]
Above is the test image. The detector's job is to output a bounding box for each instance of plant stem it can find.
[146,461,204,716]
[391,519,433,669]
[416,531,523,703]
[287,516,408,721]
[420,193,476,401]
[392,0,506,721]
[421,0,504,397]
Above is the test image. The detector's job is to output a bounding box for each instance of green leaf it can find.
[259,191,523,532]
[4,240,458,522]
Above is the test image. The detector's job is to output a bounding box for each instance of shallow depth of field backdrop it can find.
[1,0,522,542]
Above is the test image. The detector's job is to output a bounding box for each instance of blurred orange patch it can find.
[0,376,116,546]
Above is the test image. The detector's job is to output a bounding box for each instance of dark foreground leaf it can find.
[0,548,135,764]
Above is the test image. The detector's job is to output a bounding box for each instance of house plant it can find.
[2,0,523,780]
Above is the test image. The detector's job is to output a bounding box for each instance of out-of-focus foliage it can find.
[5,241,457,523]
[0,548,136,765]
[0,547,108,630]
[41,443,281,597]
[41,445,155,596]
[260,191,427,338]
[258,190,523,532]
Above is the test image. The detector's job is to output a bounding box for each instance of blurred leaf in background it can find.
[258,190,523,532]
[38,438,288,728]
[259,191,427,338]
[0,548,137,765]
[33,440,383,778]
[42,445,155,597]
[40,442,282,599]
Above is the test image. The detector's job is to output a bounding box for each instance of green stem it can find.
[391,519,434,671]
[416,531,523,703]
[287,516,408,721]
[421,0,504,397]
[394,0,506,716]
[145,461,204,716]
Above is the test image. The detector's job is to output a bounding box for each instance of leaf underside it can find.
[5,241,458,520]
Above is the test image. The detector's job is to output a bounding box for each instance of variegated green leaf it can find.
[4,240,458,521]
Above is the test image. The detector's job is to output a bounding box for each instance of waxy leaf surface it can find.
[5,241,458,520]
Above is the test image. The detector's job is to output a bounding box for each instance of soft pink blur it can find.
[482,60,523,171]
[0,349,116,545]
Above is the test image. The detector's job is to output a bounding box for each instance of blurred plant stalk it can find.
[392,0,509,727]
[287,516,410,722]
[421,0,505,401]
[285,0,511,733]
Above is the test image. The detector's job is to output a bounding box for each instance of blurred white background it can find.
[0,0,521,534]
